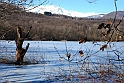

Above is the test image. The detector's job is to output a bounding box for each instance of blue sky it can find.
[34,0,124,14]
[28,0,124,17]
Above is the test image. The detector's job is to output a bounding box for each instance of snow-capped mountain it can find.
[27,5,100,18]
[87,14,105,18]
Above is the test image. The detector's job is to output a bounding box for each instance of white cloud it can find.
[26,5,99,17]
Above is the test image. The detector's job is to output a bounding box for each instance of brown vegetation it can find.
[0,2,124,41]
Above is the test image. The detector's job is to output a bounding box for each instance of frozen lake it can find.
[0,40,124,83]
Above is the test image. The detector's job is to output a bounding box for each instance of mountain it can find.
[27,5,99,17]
[27,5,124,19]
[87,14,105,18]
[102,11,124,19]
[82,11,124,19]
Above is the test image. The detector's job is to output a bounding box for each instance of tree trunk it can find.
[15,26,30,65]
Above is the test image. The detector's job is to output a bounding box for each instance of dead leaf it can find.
[97,23,105,29]
[79,50,84,57]
[79,37,87,44]
[100,44,107,51]
[66,53,71,60]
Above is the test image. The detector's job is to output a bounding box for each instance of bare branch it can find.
[86,0,97,3]
[26,0,48,11]
[24,26,32,38]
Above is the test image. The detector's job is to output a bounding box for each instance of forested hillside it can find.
[0,2,124,41]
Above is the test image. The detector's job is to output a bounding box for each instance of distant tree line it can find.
[0,2,124,41]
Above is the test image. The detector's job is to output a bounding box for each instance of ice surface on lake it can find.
[0,41,124,82]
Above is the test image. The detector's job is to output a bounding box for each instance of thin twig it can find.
[26,0,48,11]
[107,0,118,44]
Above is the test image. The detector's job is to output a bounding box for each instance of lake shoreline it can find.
[1,39,124,42]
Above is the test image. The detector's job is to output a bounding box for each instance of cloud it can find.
[27,5,99,17]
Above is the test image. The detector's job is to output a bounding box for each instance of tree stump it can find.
[15,26,32,65]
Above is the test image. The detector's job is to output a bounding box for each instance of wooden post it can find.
[15,26,32,65]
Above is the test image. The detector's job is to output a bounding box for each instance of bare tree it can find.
[15,26,32,65]
[0,0,48,64]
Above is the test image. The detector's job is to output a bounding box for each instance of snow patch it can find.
[26,5,101,17]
